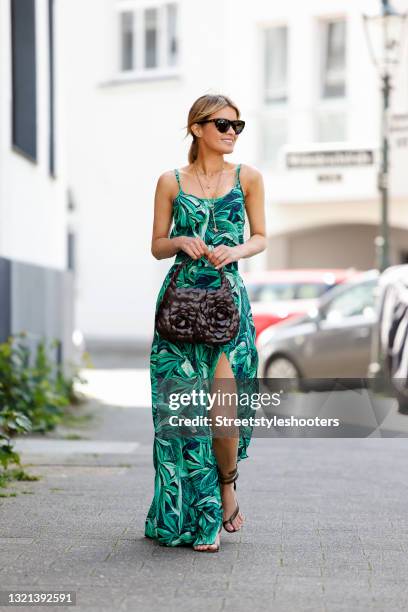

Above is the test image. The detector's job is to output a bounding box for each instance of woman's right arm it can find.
[151,172,210,261]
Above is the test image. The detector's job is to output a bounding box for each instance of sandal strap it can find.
[217,465,239,485]
[223,504,240,528]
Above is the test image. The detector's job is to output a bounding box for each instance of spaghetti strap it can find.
[174,168,181,190]
[235,163,242,187]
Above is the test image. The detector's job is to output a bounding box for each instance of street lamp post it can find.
[363,0,407,272]
[378,65,391,273]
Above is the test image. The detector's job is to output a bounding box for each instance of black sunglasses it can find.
[196,118,245,135]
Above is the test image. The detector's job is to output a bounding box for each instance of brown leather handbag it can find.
[155,257,240,346]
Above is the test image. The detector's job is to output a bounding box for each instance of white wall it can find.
[0,0,67,270]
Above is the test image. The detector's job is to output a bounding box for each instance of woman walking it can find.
[145,93,266,552]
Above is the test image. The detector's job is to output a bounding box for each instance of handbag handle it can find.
[169,255,227,290]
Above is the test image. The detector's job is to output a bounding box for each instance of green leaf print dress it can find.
[145,163,259,547]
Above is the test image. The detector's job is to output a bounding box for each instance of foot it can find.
[193,529,221,552]
[220,482,245,532]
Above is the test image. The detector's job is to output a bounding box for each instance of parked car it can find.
[256,269,380,390]
[368,264,408,413]
[242,268,360,338]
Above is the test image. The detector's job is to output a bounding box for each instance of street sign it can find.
[286,149,374,169]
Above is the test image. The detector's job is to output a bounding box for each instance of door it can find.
[306,280,378,378]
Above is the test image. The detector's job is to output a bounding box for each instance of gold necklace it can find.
[193,162,225,232]
[195,168,221,190]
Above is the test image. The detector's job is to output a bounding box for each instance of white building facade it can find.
[0,0,74,364]
[61,0,408,347]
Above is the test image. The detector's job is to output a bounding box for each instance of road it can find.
[1,351,408,611]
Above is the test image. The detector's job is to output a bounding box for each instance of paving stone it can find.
[1,392,407,611]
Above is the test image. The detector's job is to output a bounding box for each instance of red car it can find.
[241,268,360,338]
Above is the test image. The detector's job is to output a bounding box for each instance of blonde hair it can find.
[184,94,241,164]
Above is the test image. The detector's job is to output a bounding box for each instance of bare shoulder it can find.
[155,169,179,200]
[241,163,263,182]
[240,163,264,197]
[157,169,178,187]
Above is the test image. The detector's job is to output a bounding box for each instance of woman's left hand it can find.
[206,245,242,269]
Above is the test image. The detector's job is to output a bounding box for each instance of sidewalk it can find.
[1,368,408,611]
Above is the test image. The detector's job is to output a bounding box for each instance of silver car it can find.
[257,270,380,389]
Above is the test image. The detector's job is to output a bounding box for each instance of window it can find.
[11,0,37,160]
[118,2,179,75]
[48,0,55,176]
[144,8,158,68]
[247,282,294,302]
[264,26,288,103]
[120,11,134,71]
[321,20,346,98]
[166,3,178,66]
[247,282,331,303]
[323,282,376,323]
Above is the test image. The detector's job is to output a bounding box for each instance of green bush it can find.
[0,332,90,472]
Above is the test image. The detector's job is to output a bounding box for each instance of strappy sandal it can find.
[193,524,222,553]
[217,465,241,533]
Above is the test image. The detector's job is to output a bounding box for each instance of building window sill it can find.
[98,69,182,87]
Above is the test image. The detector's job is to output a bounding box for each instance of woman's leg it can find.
[193,351,244,551]
[211,351,245,532]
